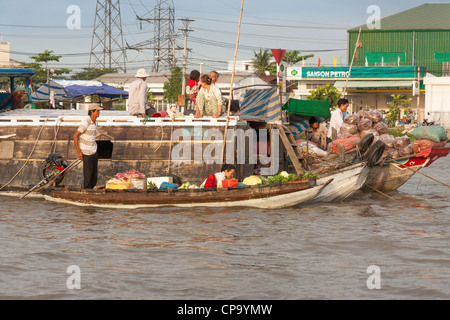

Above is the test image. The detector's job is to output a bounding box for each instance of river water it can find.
[0,156,449,301]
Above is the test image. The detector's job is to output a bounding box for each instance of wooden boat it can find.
[364,146,450,193]
[45,178,332,209]
[313,162,370,202]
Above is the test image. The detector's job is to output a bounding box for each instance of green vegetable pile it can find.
[147,181,158,191]
[243,171,318,186]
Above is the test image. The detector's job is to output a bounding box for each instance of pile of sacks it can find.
[410,125,448,153]
[334,110,415,159]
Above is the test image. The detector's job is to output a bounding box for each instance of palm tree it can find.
[252,49,273,76]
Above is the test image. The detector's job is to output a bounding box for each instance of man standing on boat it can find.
[327,98,349,145]
[128,68,152,118]
[73,104,103,189]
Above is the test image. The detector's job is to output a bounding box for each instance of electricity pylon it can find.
[89,0,127,72]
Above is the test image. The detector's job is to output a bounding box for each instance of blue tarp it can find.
[239,87,281,122]
[31,79,128,102]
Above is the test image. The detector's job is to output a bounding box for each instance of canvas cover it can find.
[31,79,129,103]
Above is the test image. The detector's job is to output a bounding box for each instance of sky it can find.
[1,0,449,76]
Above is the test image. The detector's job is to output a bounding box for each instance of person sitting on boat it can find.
[195,74,223,119]
[306,117,320,144]
[186,70,201,105]
[201,164,236,188]
[327,98,349,145]
[73,104,103,189]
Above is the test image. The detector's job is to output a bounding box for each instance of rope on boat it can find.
[50,116,63,154]
[0,116,50,191]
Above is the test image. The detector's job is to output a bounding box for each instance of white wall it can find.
[424,76,450,129]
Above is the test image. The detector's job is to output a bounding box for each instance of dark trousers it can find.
[83,153,98,189]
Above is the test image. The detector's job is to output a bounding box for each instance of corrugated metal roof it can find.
[350,4,450,31]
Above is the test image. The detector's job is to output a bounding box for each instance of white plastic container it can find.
[147,176,173,188]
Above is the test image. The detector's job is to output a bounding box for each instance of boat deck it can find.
[0,109,242,127]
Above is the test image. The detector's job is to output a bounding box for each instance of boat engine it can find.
[42,153,69,186]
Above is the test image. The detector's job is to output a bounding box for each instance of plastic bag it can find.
[358,110,369,119]
[344,114,360,125]
[340,123,358,136]
[383,147,398,159]
[381,138,396,149]
[410,126,448,143]
[357,118,373,131]
[367,110,383,123]
[373,122,389,135]
[398,144,414,157]
[393,136,411,149]
[360,129,379,139]
[413,139,448,153]
[380,134,394,140]
[331,135,361,154]
[298,141,329,157]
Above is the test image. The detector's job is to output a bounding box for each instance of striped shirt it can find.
[77,116,98,156]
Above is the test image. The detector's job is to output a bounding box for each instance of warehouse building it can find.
[288,4,450,123]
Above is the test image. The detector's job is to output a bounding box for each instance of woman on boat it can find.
[195,74,223,119]
[201,164,236,188]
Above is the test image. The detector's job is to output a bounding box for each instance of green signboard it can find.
[287,66,425,80]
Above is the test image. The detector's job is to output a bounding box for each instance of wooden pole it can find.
[221,0,244,163]
[343,27,362,97]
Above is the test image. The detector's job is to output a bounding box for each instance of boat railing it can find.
[0,113,242,127]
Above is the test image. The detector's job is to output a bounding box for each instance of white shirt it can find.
[77,116,98,156]
[327,108,344,139]
[128,78,148,116]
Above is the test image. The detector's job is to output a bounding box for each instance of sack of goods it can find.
[410,126,448,143]
[413,139,448,153]
[296,140,329,157]
[331,135,361,154]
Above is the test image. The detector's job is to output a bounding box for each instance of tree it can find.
[386,94,412,127]
[252,48,274,76]
[282,50,314,65]
[21,50,71,88]
[307,83,341,108]
[253,49,315,76]
[163,66,183,104]
[71,68,118,81]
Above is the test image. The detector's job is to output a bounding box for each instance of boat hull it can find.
[312,162,370,202]
[364,147,450,193]
[45,178,329,209]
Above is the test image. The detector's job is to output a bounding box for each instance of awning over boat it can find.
[283,99,331,136]
[283,99,331,118]
[239,87,281,122]
[31,79,129,103]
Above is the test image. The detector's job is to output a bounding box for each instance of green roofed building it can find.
[348,3,450,77]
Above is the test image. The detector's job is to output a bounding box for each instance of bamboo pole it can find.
[221,0,244,163]
[343,27,362,97]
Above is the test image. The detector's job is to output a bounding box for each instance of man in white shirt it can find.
[73,104,103,189]
[128,68,150,117]
[327,98,349,144]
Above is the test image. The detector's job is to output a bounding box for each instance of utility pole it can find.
[177,17,194,105]
[89,0,127,72]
